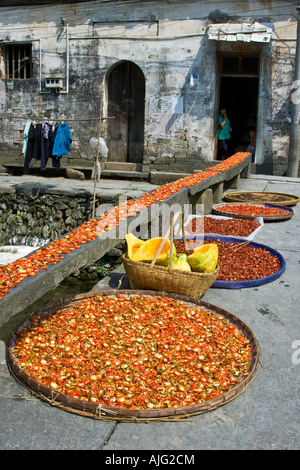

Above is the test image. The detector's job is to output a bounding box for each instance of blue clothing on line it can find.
[52,122,72,157]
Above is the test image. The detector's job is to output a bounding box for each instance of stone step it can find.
[101,169,149,180]
[102,162,142,172]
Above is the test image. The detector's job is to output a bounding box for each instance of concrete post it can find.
[212,182,224,203]
[287,5,300,177]
[190,189,213,215]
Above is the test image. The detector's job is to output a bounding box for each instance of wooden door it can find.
[107,61,145,163]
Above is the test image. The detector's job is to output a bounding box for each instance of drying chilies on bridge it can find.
[22,121,72,174]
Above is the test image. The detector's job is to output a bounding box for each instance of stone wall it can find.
[0,185,128,282]
[0,190,93,246]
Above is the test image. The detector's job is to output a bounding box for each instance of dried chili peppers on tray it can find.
[215,204,290,216]
[175,239,281,282]
[12,294,252,409]
[185,216,261,237]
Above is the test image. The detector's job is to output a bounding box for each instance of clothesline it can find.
[0,114,103,121]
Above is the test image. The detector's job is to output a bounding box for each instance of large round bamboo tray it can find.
[122,254,219,299]
[224,191,299,206]
[7,289,260,422]
[212,202,294,221]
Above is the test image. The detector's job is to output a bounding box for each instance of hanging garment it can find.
[40,122,55,171]
[52,122,72,158]
[22,121,31,156]
[51,123,61,171]
[23,123,42,174]
[26,123,42,160]
[43,121,51,140]
[52,155,62,171]
[51,123,60,171]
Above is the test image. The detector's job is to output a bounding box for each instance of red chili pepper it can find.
[176,239,281,281]
[13,294,253,410]
[186,216,261,237]
[217,204,290,216]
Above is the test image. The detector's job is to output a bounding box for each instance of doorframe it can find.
[103,60,146,164]
[215,49,261,160]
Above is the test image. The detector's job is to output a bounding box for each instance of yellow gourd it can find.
[131,237,176,267]
[172,254,191,271]
[188,243,218,273]
[125,233,145,259]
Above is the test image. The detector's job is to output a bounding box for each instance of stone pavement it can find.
[0,174,300,450]
[0,172,159,203]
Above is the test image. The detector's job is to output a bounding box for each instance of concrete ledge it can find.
[187,154,251,213]
[3,163,150,181]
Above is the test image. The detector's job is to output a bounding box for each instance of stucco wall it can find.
[0,0,297,175]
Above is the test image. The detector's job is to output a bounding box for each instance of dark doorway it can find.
[107,61,145,164]
[219,76,259,157]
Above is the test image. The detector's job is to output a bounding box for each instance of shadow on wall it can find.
[255,95,292,176]
[163,41,216,142]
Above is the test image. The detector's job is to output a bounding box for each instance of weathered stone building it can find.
[0,0,298,176]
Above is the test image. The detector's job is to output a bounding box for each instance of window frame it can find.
[1,42,33,80]
[219,52,260,78]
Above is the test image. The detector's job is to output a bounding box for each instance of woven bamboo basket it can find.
[224,191,300,206]
[7,289,261,422]
[122,256,219,299]
[122,212,219,299]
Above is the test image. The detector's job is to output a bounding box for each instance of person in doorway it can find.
[218,106,232,160]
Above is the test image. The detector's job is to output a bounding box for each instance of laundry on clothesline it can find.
[51,122,72,158]
[22,120,72,174]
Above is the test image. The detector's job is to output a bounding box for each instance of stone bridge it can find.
[0,153,251,327]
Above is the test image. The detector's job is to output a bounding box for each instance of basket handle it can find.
[150,211,187,269]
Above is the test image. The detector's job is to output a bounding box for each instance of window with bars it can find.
[3,43,33,79]
[221,55,259,76]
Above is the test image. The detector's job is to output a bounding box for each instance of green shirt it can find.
[218,114,231,140]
